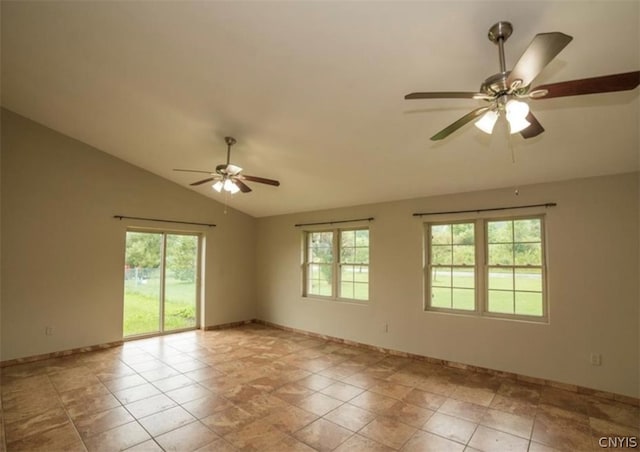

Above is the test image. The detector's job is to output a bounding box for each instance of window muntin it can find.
[306,231,333,297]
[425,216,547,321]
[304,227,369,301]
[428,222,476,311]
[486,218,544,317]
[339,229,369,300]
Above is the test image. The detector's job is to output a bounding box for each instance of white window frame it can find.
[302,227,370,302]
[425,220,479,314]
[123,228,203,338]
[424,215,548,322]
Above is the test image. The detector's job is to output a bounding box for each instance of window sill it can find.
[424,308,549,324]
[302,295,370,305]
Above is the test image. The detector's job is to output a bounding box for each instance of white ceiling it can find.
[2,1,639,217]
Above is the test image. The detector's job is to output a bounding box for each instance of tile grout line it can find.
[0,391,5,452]
[114,344,245,452]
[113,351,186,452]
[83,350,166,452]
[6,322,639,407]
[47,372,89,452]
[2,326,635,451]
[256,319,640,408]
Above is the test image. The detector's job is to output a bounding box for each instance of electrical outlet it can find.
[590,353,602,366]
[45,326,53,336]
[384,323,389,333]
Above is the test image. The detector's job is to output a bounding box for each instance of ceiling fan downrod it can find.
[488,21,512,74]
[224,136,236,166]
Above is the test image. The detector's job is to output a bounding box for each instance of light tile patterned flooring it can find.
[1,324,638,451]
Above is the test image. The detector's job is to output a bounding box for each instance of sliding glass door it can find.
[123,231,200,337]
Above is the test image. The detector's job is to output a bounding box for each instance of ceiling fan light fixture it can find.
[505,99,531,134]
[213,178,240,194]
[223,178,240,194]
[475,110,499,134]
[507,115,531,134]
[505,99,530,119]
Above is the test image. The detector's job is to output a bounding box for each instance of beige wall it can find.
[2,109,638,398]
[256,172,640,398]
[1,109,257,361]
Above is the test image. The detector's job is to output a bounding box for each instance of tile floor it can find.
[1,324,638,451]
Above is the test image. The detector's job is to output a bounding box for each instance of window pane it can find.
[309,232,333,263]
[341,230,355,247]
[452,268,474,288]
[431,287,451,308]
[452,289,475,310]
[308,264,317,279]
[340,229,369,264]
[488,290,514,314]
[514,218,541,243]
[354,247,369,264]
[431,267,451,288]
[164,234,198,332]
[432,245,452,265]
[355,229,369,242]
[340,246,352,264]
[308,263,332,296]
[488,244,513,265]
[452,223,474,245]
[514,243,541,266]
[124,232,163,337]
[353,282,368,300]
[340,282,354,299]
[431,224,451,245]
[310,245,332,262]
[514,268,542,292]
[452,245,474,265]
[318,279,332,296]
[515,292,543,316]
[488,268,513,290]
[341,265,355,283]
[354,265,368,284]
[488,220,513,244]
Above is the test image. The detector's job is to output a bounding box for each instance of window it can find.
[429,222,476,311]
[425,216,546,320]
[339,229,369,300]
[487,218,544,316]
[306,231,334,297]
[304,228,369,301]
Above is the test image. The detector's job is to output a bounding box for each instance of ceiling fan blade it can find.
[174,168,214,174]
[519,112,545,139]
[506,32,573,88]
[189,177,215,186]
[531,71,640,99]
[430,106,490,141]
[240,174,280,186]
[405,92,480,100]
[232,178,252,193]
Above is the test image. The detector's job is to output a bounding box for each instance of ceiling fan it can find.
[174,136,280,194]
[405,21,640,141]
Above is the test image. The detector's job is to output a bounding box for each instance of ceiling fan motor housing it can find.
[480,71,511,95]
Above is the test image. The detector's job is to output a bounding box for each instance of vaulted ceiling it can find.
[2,1,638,217]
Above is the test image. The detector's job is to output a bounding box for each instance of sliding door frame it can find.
[123,227,203,339]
